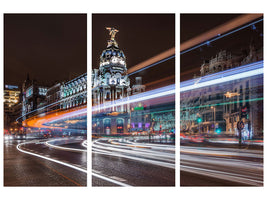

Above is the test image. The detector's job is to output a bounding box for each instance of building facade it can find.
[181,46,263,138]
[60,73,87,109]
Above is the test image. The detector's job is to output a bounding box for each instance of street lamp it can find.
[211,106,216,133]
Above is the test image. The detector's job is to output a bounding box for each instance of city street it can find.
[180,145,263,186]
[180,14,263,187]
[4,137,87,186]
[92,138,175,186]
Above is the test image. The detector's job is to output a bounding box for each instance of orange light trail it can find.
[145,75,175,88]
[23,105,87,129]
[127,47,175,74]
[180,14,263,52]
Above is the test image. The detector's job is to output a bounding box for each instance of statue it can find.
[106,27,119,41]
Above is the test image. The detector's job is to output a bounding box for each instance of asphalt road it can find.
[92,138,175,186]
[4,137,87,186]
[180,145,263,186]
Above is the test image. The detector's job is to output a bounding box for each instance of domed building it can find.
[92,27,133,135]
[92,27,131,109]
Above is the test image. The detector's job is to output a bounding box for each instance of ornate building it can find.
[181,46,263,138]
[92,27,146,135]
[200,50,237,76]
[92,27,131,111]
[60,73,87,109]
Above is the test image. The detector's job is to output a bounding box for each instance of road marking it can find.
[92,172,132,187]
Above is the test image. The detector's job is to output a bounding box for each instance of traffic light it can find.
[197,117,202,123]
[241,106,248,119]
[215,128,221,134]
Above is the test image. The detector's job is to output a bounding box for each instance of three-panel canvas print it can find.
[3,13,263,187]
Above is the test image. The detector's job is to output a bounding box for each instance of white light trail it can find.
[181,164,263,186]
[180,146,263,186]
[17,141,87,173]
[17,140,130,187]
[82,140,87,148]
[92,84,175,111]
[181,146,263,159]
[181,61,263,92]
[45,139,87,152]
[92,138,175,169]
[92,172,132,187]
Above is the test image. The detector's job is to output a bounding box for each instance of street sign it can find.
[237,121,244,130]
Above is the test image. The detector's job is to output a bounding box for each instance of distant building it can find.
[4,85,20,111]
[4,85,21,130]
[200,50,237,76]
[21,75,48,120]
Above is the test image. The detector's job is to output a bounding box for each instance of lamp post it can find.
[211,106,216,133]
[224,91,240,135]
[197,113,202,135]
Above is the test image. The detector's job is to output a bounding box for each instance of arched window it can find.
[105,73,111,85]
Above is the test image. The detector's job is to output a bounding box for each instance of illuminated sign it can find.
[134,106,144,111]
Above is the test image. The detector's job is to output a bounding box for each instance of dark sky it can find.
[181,14,263,81]
[92,14,175,87]
[4,14,87,86]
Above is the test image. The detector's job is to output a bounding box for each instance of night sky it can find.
[4,14,87,87]
[92,14,175,88]
[181,14,263,81]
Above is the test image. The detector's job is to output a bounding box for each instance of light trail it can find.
[207,138,263,146]
[17,140,131,187]
[180,146,263,186]
[128,55,175,76]
[181,164,262,186]
[92,84,175,112]
[124,138,175,151]
[23,106,87,129]
[25,85,175,129]
[180,61,263,92]
[180,14,263,54]
[92,138,175,169]
[181,97,263,110]
[92,172,132,187]
[145,75,175,87]
[45,139,87,152]
[181,146,263,159]
[17,141,87,173]
[82,140,87,148]
[127,47,175,75]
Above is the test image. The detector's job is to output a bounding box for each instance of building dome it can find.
[99,28,127,76]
